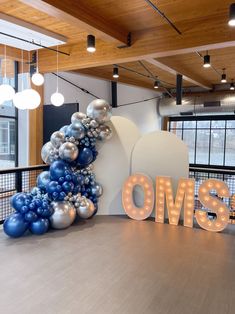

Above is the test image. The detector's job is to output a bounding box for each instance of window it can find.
[168,116,235,167]
[0,58,18,169]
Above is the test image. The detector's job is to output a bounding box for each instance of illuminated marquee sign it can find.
[122,174,231,233]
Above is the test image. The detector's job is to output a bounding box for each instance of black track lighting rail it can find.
[114,63,175,87]
[144,0,182,35]
[0,31,70,56]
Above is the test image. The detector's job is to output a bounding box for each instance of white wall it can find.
[44,72,161,134]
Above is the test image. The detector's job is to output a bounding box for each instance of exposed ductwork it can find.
[157,92,235,117]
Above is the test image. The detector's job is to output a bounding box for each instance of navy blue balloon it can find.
[37,171,51,190]
[3,213,28,238]
[25,211,38,223]
[58,191,66,200]
[10,193,27,211]
[76,174,85,185]
[50,160,69,181]
[58,176,65,184]
[29,218,49,235]
[76,147,93,167]
[47,181,59,194]
[34,198,42,208]
[37,207,44,216]
[62,181,74,193]
[41,207,53,218]
[20,205,29,214]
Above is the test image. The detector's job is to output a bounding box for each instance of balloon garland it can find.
[3,99,112,237]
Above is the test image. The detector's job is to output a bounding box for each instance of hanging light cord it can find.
[52,72,165,106]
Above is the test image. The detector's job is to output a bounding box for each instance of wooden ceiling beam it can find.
[20,0,129,44]
[145,58,212,90]
[37,13,235,73]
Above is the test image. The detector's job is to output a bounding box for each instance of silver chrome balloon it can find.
[41,142,57,164]
[71,112,87,124]
[60,125,69,134]
[59,142,79,162]
[76,199,95,219]
[91,183,103,197]
[86,99,112,124]
[69,121,86,139]
[50,131,65,148]
[98,125,113,141]
[90,119,99,128]
[50,201,76,229]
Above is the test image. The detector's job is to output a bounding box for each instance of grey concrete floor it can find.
[0,216,235,314]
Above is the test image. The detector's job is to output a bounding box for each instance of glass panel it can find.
[197,121,210,129]
[170,128,182,139]
[227,120,235,128]
[225,129,235,166]
[0,118,16,169]
[170,121,182,129]
[184,121,196,129]
[211,120,225,128]
[210,129,225,165]
[183,129,195,163]
[196,129,210,164]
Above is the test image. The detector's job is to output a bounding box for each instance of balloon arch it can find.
[4,99,112,238]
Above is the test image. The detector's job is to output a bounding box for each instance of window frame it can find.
[168,115,235,170]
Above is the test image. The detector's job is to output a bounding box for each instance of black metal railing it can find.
[0,164,235,224]
[189,165,235,222]
[0,164,48,223]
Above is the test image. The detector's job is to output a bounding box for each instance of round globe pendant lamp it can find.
[31,49,44,86]
[0,45,15,102]
[51,46,64,107]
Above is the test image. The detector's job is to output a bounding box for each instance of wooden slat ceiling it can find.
[0,0,235,90]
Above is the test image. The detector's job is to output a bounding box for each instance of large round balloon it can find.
[50,201,76,229]
[60,125,69,134]
[71,112,86,124]
[50,131,65,148]
[30,218,49,235]
[86,99,112,124]
[59,142,79,162]
[50,160,69,181]
[76,147,93,167]
[41,142,57,164]
[98,125,113,141]
[10,193,27,211]
[3,213,28,238]
[66,122,85,140]
[91,183,103,198]
[37,171,50,190]
[77,199,95,219]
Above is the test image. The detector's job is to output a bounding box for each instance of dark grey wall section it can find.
[43,103,79,144]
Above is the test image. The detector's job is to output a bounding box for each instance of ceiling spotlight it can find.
[87,34,96,53]
[203,52,211,68]
[221,70,227,83]
[113,67,119,78]
[228,3,235,26]
[230,81,235,90]
[154,80,159,89]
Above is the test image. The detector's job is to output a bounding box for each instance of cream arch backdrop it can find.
[95,117,189,216]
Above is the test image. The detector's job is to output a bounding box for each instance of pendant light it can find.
[221,69,227,83]
[113,66,119,78]
[203,51,211,68]
[32,49,44,86]
[0,45,15,103]
[87,35,96,53]
[51,46,64,107]
[154,80,159,89]
[228,3,235,26]
[230,80,235,91]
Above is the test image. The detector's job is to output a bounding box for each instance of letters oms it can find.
[122,174,231,233]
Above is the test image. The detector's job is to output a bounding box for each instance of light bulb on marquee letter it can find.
[122,173,154,220]
[155,176,195,228]
[195,179,230,232]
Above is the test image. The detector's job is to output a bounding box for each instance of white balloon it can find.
[51,92,64,107]
[13,92,27,110]
[21,89,41,109]
[32,72,44,86]
[0,84,15,102]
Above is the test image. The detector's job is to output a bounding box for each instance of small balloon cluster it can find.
[3,99,112,238]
